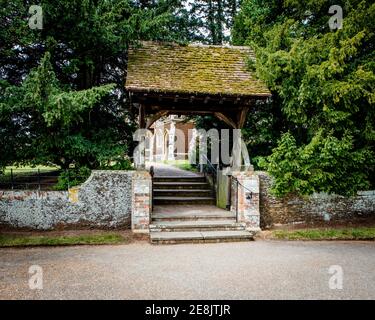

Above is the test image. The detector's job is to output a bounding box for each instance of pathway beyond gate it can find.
[146,162,256,244]
[147,161,202,177]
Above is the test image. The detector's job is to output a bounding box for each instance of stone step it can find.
[153,176,206,183]
[153,196,216,205]
[150,230,254,244]
[152,211,236,222]
[153,182,211,189]
[153,189,213,197]
[150,220,246,232]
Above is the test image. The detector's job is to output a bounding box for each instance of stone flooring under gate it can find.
[146,162,256,244]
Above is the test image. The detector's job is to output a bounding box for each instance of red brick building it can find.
[149,115,195,161]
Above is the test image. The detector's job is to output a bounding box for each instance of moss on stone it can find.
[126,41,271,97]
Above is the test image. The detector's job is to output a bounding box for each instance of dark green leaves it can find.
[234,0,375,196]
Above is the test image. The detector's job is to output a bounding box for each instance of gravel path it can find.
[1,240,375,300]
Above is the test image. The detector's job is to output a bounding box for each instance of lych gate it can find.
[126,41,270,129]
[125,41,271,242]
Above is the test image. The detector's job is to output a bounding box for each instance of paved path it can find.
[1,241,375,299]
[146,161,202,177]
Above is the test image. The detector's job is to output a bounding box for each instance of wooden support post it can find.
[214,112,237,129]
[232,129,242,170]
[226,175,232,211]
[146,111,169,129]
[237,107,249,129]
[139,104,146,129]
[137,104,147,170]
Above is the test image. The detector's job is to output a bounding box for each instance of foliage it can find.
[2,0,373,197]
[0,0,185,170]
[54,166,91,190]
[162,159,198,172]
[261,131,372,196]
[104,158,133,170]
[233,0,375,196]
[54,157,132,190]
[180,0,242,44]
[241,98,285,169]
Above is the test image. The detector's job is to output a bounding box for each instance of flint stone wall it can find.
[0,170,151,230]
[257,171,375,228]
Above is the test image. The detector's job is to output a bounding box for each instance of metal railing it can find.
[200,154,218,191]
[149,165,154,211]
[199,155,254,223]
[0,168,88,191]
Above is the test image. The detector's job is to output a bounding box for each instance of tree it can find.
[233,0,375,196]
[180,0,242,44]
[0,0,184,170]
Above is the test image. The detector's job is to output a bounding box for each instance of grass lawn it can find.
[4,165,60,174]
[272,227,375,241]
[163,159,198,172]
[0,232,127,247]
[0,165,61,189]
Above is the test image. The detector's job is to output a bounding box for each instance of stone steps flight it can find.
[150,175,255,244]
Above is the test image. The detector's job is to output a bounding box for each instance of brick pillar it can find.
[132,171,152,232]
[231,171,260,231]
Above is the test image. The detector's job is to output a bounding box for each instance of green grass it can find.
[272,227,375,241]
[0,165,61,189]
[0,233,127,247]
[1,165,60,180]
[163,159,198,172]
[4,165,60,174]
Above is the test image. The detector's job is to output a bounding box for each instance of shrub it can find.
[54,166,91,190]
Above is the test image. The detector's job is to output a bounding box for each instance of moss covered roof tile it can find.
[126,41,271,97]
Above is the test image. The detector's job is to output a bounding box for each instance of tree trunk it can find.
[207,0,217,44]
[217,0,224,44]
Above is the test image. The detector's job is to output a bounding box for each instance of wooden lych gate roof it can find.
[125,41,271,129]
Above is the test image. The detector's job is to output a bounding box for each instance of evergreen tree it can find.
[180,0,242,44]
[0,0,184,170]
[233,0,375,196]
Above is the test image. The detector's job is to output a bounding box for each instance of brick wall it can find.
[132,171,152,232]
[177,121,195,155]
